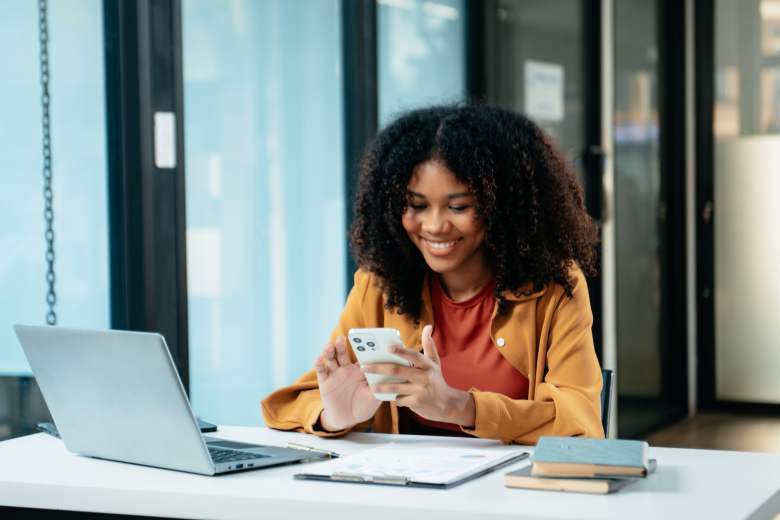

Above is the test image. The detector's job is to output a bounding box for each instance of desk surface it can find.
[1,426,779,520]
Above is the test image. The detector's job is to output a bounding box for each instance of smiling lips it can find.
[421,237,462,256]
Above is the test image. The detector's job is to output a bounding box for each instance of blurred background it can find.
[1,0,779,452]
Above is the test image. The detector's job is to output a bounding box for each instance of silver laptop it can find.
[14,324,324,475]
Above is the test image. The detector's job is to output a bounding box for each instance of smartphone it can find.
[347,327,412,401]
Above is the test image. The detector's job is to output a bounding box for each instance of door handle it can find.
[583,145,607,223]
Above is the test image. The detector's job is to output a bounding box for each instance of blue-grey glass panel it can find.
[0,0,109,375]
[182,0,346,426]
[378,0,466,126]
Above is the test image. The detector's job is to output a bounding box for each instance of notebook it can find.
[531,436,651,478]
[506,459,658,494]
[295,443,528,488]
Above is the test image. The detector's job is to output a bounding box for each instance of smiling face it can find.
[401,160,490,291]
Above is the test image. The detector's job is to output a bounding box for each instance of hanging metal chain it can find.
[39,0,56,326]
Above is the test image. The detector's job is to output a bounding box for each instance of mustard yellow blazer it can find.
[261,268,604,444]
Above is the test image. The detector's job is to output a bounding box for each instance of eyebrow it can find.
[407,190,473,200]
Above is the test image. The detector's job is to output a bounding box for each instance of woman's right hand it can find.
[314,336,381,431]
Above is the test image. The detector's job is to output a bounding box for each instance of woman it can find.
[262,105,603,443]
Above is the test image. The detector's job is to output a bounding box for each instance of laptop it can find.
[13,324,326,475]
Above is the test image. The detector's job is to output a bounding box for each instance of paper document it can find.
[295,443,527,488]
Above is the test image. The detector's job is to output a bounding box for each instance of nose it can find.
[421,208,450,235]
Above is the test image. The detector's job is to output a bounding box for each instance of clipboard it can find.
[294,443,529,489]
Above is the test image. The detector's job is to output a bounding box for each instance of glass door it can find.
[478,0,605,357]
[479,0,689,437]
[613,0,687,437]
[483,0,588,171]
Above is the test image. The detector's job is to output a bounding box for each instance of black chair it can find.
[601,369,614,436]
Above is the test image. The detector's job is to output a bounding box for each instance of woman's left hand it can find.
[362,325,476,428]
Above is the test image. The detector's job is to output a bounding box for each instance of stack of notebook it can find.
[505,436,657,495]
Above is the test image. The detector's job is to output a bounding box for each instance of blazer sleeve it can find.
[260,271,373,437]
[462,270,604,444]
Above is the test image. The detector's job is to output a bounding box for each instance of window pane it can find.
[0,0,109,375]
[378,0,466,125]
[715,0,780,137]
[714,0,780,403]
[183,0,345,426]
[613,0,666,435]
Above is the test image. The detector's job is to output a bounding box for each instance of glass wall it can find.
[713,0,780,403]
[182,0,345,426]
[0,0,109,438]
[378,0,466,125]
[613,0,670,436]
[485,0,585,165]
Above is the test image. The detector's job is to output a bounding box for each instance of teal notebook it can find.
[531,437,650,477]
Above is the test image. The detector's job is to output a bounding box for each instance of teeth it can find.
[425,239,458,249]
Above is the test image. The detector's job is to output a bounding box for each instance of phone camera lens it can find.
[353,337,361,343]
[366,341,375,347]
[356,345,366,351]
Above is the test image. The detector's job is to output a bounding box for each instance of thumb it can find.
[421,325,440,364]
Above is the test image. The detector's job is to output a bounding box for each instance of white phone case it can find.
[347,328,412,401]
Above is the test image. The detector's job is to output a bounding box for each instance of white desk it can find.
[1,426,779,520]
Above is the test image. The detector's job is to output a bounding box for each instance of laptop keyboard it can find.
[208,446,270,463]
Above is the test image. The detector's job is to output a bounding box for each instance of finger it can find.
[387,345,433,369]
[373,383,419,396]
[421,325,440,364]
[323,343,339,372]
[362,364,425,384]
[334,336,351,366]
[395,395,417,408]
[314,355,328,380]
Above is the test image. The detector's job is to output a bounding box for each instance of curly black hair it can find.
[349,104,598,319]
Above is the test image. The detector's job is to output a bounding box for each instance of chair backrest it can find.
[600,369,614,436]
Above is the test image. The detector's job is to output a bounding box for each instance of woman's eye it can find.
[409,204,427,210]
[449,205,470,213]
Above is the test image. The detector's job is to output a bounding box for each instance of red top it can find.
[399,275,530,435]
